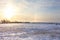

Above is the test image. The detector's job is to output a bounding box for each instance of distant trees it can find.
[0,19,31,23]
[1,19,10,23]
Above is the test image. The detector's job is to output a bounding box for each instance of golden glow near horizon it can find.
[3,3,17,19]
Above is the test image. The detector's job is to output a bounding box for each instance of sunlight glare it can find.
[3,4,16,19]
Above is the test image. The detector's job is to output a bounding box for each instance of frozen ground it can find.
[0,23,60,40]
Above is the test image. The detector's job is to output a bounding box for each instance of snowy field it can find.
[0,23,60,40]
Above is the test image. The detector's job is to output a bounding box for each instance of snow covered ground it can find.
[0,23,60,40]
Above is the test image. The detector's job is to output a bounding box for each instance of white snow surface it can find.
[0,23,60,40]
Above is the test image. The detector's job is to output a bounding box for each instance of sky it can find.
[0,0,60,22]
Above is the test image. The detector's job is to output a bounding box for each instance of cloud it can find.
[0,0,60,22]
[13,0,60,12]
[12,0,60,22]
[0,0,8,8]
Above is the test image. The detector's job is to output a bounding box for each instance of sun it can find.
[3,4,16,19]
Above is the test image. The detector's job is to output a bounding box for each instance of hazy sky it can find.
[0,0,60,22]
